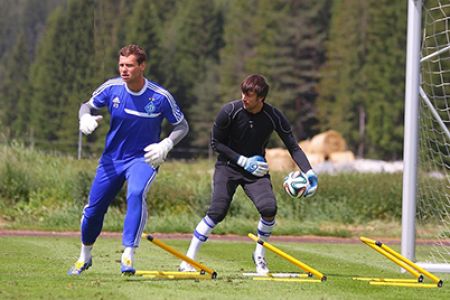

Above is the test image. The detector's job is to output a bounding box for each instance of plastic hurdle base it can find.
[135,270,212,280]
[242,272,322,283]
[246,233,327,283]
[353,236,443,288]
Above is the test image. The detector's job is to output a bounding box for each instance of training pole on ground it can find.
[352,236,443,288]
[247,233,326,282]
[136,233,217,280]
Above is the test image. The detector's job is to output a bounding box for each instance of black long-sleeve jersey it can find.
[211,100,312,172]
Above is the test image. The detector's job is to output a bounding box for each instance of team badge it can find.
[112,97,121,108]
[145,102,156,115]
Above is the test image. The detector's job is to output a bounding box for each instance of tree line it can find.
[0,0,408,160]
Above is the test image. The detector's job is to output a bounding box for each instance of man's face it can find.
[118,55,145,83]
[242,91,264,113]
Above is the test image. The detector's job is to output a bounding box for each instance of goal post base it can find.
[415,263,450,273]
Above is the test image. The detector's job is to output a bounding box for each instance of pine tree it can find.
[219,0,331,146]
[28,0,96,152]
[0,32,30,139]
[0,0,66,141]
[317,0,370,156]
[218,0,261,102]
[124,0,166,83]
[159,0,224,149]
[363,0,406,159]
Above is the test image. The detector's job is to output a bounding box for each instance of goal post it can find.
[401,0,422,264]
[402,0,450,273]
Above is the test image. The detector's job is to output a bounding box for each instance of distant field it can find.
[0,235,449,300]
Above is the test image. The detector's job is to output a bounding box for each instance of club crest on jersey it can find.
[145,102,156,115]
[112,97,121,108]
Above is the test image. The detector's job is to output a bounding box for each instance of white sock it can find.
[186,216,216,260]
[79,244,93,262]
[122,247,135,263]
[254,218,275,257]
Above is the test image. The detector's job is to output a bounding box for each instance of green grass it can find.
[1,236,449,300]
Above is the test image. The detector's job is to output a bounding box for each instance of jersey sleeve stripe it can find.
[92,77,124,97]
[146,81,184,122]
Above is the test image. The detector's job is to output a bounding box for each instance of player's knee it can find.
[206,211,227,224]
[206,207,228,224]
[127,187,145,199]
[83,205,107,218]
[258,203,277,219]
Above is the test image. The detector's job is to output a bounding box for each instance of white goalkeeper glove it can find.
[144,138,174,168]
[303,169,318,198]
[79,114,103,135]
[237,155,269,177]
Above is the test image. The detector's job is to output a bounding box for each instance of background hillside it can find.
[0,0,408,160]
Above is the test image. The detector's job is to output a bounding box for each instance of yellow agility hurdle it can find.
[135,233,217,280]
[247,233,326,282]
[353,236,443,288]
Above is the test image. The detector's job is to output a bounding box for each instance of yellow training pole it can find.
[143,234,217,279]
[253,277,322,283]
[362,238,423,281]
[135,270,211,280]
[361,236,442,286]
[369,282,439,288]
[248,233,326,281]
[353,277,419,283]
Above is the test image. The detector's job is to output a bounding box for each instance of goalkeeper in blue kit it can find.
[179,74,318,274]
[68,45,189,275]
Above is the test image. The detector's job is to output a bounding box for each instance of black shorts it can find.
[206,162,277,224]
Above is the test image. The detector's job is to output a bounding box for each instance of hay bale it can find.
[298,140,311,153]
[304,152,326,167]
[265,148,295,171]
[309,130,347,157]
[329,151,355,163]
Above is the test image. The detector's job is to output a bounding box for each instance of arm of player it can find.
[79,102,103,135]
[144,119,189,168]
[282,137,318,197]
[274,108,317,196]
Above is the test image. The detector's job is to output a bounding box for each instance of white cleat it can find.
[252,253,269,275]
[178,261,196,272]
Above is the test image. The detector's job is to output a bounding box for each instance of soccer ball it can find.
[283,171,309,198]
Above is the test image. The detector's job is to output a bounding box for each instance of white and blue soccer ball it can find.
[283,171,309,198]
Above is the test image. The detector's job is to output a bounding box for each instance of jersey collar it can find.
[125,78,148,96]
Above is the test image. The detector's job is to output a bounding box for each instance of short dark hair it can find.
[240,74,270,101]
[119,44,147,65]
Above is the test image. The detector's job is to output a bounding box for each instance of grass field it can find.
[1,235,449,300]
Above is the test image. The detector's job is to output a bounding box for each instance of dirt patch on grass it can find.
[0,229,401,244]
[0,229,446,246]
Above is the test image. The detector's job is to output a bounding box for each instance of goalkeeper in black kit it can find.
[179,74,318,274]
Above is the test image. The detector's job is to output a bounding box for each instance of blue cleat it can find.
[120,258,135,275]
[67,258,92,275]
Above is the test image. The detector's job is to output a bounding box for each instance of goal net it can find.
[406,0,450,272]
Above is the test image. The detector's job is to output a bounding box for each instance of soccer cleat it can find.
[252,253,269,275]
[120,257,136,275]
[178,261,196,272]
[67,258,92,275]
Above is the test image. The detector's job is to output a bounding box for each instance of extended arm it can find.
[78,102,103,135]
[281,134,318,197]
[276,109,317,197]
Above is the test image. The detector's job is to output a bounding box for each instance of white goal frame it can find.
[402,0,450,273]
